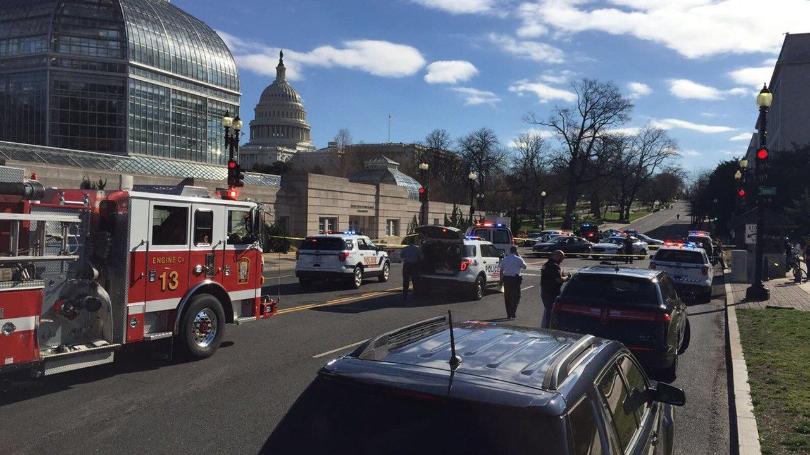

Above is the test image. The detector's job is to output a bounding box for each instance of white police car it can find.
[414,225,503,300]
[465,222,513,253]
[295,232,390,289]
[650,243,713,302]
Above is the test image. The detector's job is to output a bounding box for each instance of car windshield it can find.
[561,274,659,306]
[655,249,704,264]
[300,237,348,250]
[265,377,563,455]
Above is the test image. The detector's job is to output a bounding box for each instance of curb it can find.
[724,274,762,455]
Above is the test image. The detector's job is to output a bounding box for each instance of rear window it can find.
[471,229,492,241]
[463,245,476,257]
[654,249,704,264]
[300,237,349,251]
[492,229,511,244]
[265,376,564,455]
[561,274,659,306]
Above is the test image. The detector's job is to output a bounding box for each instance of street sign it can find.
[745,224,757,245]
[759,186,776,196]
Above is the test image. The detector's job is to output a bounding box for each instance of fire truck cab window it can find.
[228,210,250,245]
[194,210,213,245]
[152,206,188,246]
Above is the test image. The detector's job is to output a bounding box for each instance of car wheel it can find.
[378,261,390,282]
[179,294,225,360]
[350,266,363,289]
[679,319,691,354]
[470,275,485,301]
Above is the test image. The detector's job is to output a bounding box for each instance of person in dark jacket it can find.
[623,233,634,264]
[400,242,422,300]
[540,250,568,328]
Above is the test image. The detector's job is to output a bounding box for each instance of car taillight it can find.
[459,258,473,271]
[659,313,672,322]
[702,265,709,275]
[338,251,349,261]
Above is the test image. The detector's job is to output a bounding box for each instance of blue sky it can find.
[174,0,805,174]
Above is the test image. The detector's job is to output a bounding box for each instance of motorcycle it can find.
[786,246,805,283]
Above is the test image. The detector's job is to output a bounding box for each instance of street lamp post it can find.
[419,161,430,225]
[539,190,547,230]
[476,192,485,221]
[746,84,772,301]
[468,171,477,222]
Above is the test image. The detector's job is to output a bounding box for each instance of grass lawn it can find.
[602,208,653,223]
[737,309,810,454]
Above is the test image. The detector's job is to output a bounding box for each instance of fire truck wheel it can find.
[349,266,363,289]
[180,294,225,360]
[378,262,390,282]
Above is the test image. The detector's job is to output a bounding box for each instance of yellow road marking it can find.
[276,287,403,315]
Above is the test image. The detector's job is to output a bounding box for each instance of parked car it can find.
[686,231,714,262]
[551,266,690,378]
[415,226,503,300]
[466,222,513,253]
[265,315,686,454]
[591,236,648,259]
[577,222,601,243]
[650,244,714,303]
[295,233,390,288]
[636,233,664,247]
[533,235,592,257]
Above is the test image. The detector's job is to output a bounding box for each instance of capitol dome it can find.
[247,51,313,150]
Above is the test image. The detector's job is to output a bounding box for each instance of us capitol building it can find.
[239,51,315,169]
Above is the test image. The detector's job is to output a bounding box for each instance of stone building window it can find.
[386,219,400,237]
[319,217,337,233]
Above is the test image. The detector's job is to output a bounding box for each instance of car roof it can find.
[655,245,707,254]
[307,234,366,240]
[322,318,620,414]
[576,266,663,280]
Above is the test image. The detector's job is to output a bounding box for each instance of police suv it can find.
[414,226,503,300]
[295,233,390,289]
[649,243,713,302]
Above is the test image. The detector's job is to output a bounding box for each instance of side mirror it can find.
[648,381,686,406]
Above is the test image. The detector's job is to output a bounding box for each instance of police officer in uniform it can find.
[500,246,527,319]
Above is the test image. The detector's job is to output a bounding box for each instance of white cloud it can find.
[729,132,753,142]
[651,118,736,134]
[487,33,565,63]
[424,60,479,84]
[683,150,702,157]
[451,87,501,105]
[218,31,425,80]
[539,69,575,85]
[410,0,499,14]
[627,82,652,99]
[508,127,556,147]
[728,66,773,87]
[608,127,642,136]
[509,79,577,103]
[516,0,810,59]
[668,79,747,100]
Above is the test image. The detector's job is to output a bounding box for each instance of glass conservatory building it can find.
[0,0,239,164]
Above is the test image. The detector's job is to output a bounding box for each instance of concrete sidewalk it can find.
[262,252,296,272]
[725,273,810,455]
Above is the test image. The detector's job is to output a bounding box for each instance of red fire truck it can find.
[0,167,275,376]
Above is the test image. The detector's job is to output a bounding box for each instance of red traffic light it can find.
[737,188,746,198]
[756,148,768,160]
[227,160,237,169]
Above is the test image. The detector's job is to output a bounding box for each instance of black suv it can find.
[264,316,685,454]
[550,267,690,378]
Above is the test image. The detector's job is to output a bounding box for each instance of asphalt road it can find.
[0,201,728,454]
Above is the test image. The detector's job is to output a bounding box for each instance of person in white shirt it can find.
[500,246,527,319]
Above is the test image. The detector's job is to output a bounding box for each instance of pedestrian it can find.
[500,246,527,319]
[540,250,568,328]
[623,233,634,264]
[676,213,680,221]
[400,240,422,300]
[714,237,726,270]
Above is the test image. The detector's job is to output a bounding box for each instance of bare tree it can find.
[510,132,548,212]
[458,128,507,199]
[526,79,633,228]
[333,128,352,151]
[424,128,452,151]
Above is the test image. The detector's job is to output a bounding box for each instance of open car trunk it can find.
[416,226,464,276]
